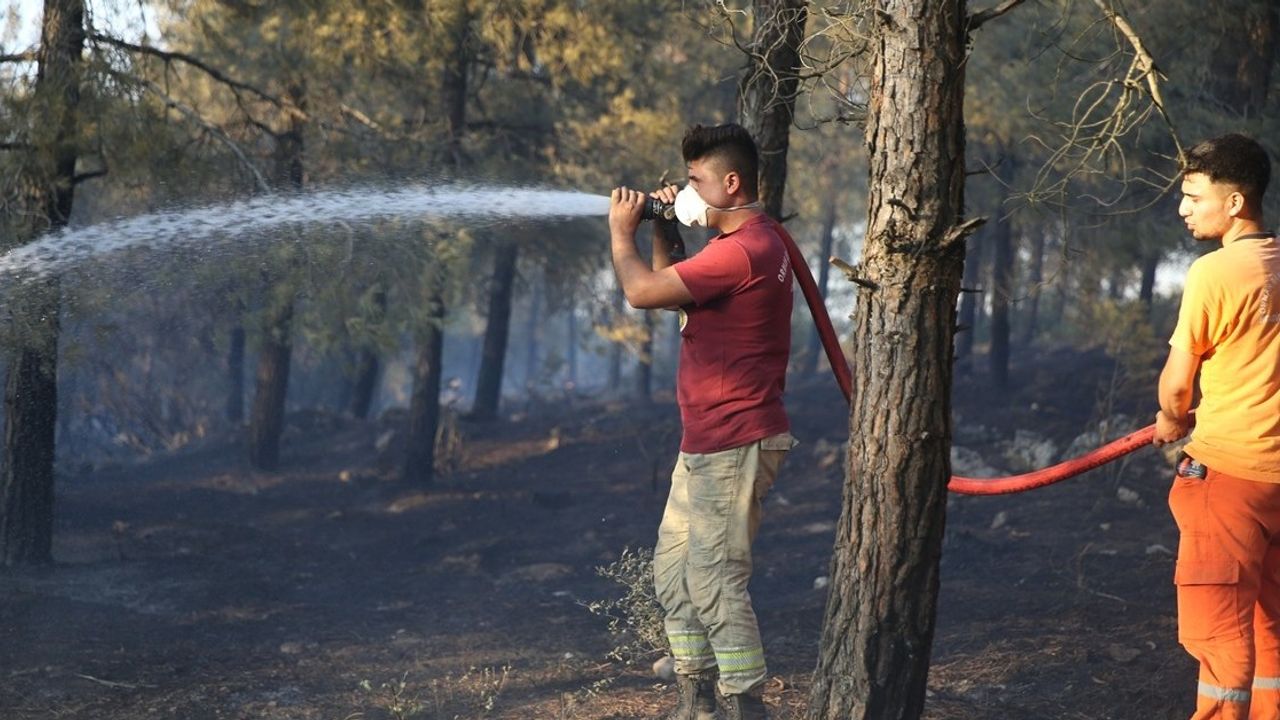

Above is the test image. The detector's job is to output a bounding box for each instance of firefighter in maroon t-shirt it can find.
[608,123,797,720]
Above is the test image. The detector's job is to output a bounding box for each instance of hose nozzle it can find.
[640,197,676,222]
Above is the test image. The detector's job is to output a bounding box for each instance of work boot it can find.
[720,687,768,720]
[654,670,718,720]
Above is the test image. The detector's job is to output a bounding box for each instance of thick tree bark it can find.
[470,244,519,420]
[808,196,839,374]
[348,287,387,420]
[989,209,1014,388]
[248,301,293,471]
[404,276,445,485]
[226,324,245,423]
[807,1,970,718]
[1,0,85,566]
[738,0,808,220]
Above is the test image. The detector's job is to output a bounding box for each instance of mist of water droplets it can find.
[0,184,612,280]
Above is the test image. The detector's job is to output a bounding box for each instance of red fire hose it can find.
[773,219,1162,496]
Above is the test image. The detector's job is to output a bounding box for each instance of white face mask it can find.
[673,184,761,228]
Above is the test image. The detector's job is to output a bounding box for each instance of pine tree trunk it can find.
[247,83,305,470]
[738,0,808,220]
[441,0,470,168]
[808,1,970,717]
[1,0,85,566]
[989,208,1014,389]
[248,300,293,471]
[404,276,445,485]
[348,288,387,420]
[471,244,519,420]
[348,348,380,420]
[2,285,60,567]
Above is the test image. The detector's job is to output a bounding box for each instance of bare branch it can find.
[114,71,271,193]
[830,257,879,291]
[1014,1,1185,216]
[87,33,307,123]
[0,50,37,63]
[968,0,1032,31]
[943,217,988,248]
[1090,0,1184,164]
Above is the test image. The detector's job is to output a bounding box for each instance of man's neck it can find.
[1221,217,1269,247]
[713,208,765,235]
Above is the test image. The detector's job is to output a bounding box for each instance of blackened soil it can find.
[0,350,1191,719]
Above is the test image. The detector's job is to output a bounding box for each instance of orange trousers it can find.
[1170,466,1280,720]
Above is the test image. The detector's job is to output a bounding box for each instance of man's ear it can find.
[723,171,740,195]
[1227,190,1246,217]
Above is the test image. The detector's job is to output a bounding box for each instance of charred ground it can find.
[1,348,1190,719]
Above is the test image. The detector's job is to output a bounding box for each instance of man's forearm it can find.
[1159,389,1193,421]
[611,232,651,306]
[1158,374,1194,421]
[1157,347,1200,423]
[652,222,686,271]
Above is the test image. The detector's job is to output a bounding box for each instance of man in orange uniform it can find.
[1155,133,1278,719]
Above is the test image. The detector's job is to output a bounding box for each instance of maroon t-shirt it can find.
[672,214,792,453]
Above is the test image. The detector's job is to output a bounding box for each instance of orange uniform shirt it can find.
[1171,235,1280,482]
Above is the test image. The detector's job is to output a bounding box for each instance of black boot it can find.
[656,670,718,720]
[720,687,768,720]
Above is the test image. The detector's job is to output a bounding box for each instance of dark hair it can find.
[681,123,759,198]
[1183,133,1272,204]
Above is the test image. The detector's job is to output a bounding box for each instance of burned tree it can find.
[470,242,519,421]
[402,0,470,484]
[247,84,307,472]
[0,0,85,566]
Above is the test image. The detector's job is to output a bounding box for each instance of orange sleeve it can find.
[1170,259,1216,356]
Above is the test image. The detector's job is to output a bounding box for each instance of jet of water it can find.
[0,184,612,280]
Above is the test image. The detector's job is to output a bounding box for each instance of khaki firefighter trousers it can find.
[653,432,796,697]
[1170,466,1280,720]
